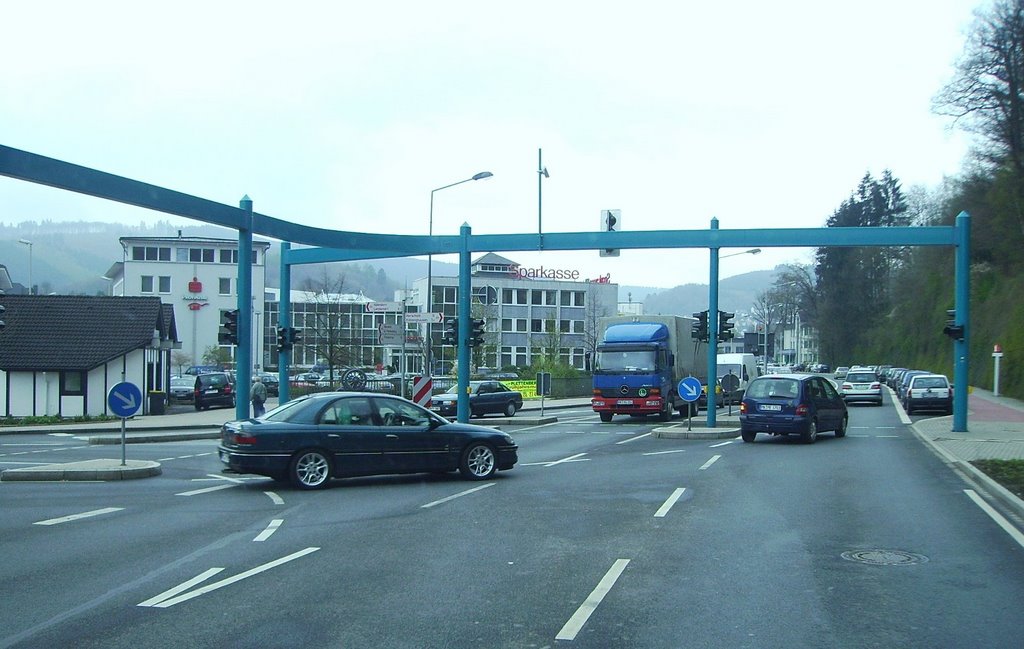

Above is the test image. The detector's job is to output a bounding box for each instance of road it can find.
[2,396,1023,648]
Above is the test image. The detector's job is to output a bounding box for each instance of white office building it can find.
[106,235,271,371]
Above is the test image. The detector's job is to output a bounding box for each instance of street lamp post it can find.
[427,171,493,377]
[537,148,549,236]
[721,247,761,260]
[18,239,32,295]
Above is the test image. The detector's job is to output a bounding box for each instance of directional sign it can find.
[405,312,443,323]
[108,381,143,418]
[678,376,703,403]
[366,301,402,313]
[378,323,404,345]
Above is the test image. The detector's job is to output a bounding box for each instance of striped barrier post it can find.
[413,375,432,408]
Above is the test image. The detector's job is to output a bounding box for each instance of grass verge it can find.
[972,459,1024,499]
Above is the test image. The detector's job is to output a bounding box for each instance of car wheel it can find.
[459,442,497,480]
[504,402,517,417]
[741,429,756,443]
[904,400,912,414]
[290,449,332,490]
[194,402,202,411]
[835,415,847,438]
[599,411,613,423]
[801,419,818,444]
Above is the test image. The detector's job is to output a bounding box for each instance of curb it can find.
[1,459,162,482]
[910,423,1024,522]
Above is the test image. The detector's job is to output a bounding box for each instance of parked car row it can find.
[884,367,953,414]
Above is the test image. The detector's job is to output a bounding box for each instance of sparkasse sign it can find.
[509,265,580,281]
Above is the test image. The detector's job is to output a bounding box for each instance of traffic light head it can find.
[276,326,290,353]
[943,309,964,340]
[442,317,459,346]
[289,327,302,346]
[470,318,485,347]
[718,311,735,342]
[691,310,709,342]
[218,309,239,346]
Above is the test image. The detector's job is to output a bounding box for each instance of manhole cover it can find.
[841,549,929,566]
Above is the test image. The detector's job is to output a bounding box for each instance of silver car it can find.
[840,371,883,406]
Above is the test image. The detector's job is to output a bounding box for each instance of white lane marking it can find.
[643,449,687,456]
[616,432,652,445]
[964,489,1024,549]
[2,443,66,447]
[511,421,564,432]
[421,483,495,509]
[709,440,734,448]
[48,433,75,437]
[137,568,224,607]
[699,455,722,471]
[265,491,285,505]
[34,507,124,526]
[545,452,588,467]
[0,461,55,466]
[140,547,320,608]
[156,457,176,462]
[875,435,900,438]
[207,473,245,484]
[654,488,686,518]
[555,559,631,641]
[176,484,236,497]
[253,519,284,542]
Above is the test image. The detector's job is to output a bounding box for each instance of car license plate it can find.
[760,404,782,411]
[206,389,218,394]
[617,399,634,405]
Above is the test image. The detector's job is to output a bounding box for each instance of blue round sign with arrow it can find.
[107,381,143,418]
[678,376,703,403]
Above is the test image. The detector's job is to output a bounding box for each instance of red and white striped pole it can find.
[413,375,433,408]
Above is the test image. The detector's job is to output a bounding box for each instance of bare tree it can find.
[935,1,1024,169]
[583,283,615,370]
[171,350,193,376]
[300,267,358,380]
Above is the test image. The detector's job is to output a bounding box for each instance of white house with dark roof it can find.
[0,295,179,417]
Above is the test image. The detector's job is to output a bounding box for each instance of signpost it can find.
[365,301,402,313]
[993,343,1004,397]
[678,376,702,431]
[107,381,142,466]
[536,371,552,417]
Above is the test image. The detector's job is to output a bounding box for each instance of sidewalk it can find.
[5,390,1024,522]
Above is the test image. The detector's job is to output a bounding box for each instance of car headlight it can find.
[503,434,515,445]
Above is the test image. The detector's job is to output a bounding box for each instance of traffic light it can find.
[943,309,964,340]
[718,311,735,342]
[218,309,239,346]
[288,327,302,347]
[470,318,485,347]
[442,317,459,346]
[691,310,709,343]
[276,326,291,353]
[599,209,621,258]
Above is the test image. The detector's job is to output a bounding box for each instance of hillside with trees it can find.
[762,0,1024,399]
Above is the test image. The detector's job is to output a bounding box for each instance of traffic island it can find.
[652,424,741,440]
[1,459,161,482]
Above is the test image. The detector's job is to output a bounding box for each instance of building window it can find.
[176,247,189,262]
[220,249,236,264]
[574,291,586,307]
[190,248,216,263]
[141,276,154,293]
[130,246,170,261]
[60,371,85,396]
[219,278,232,295]
[560,320,571,333]
[530,319,544,333]
[501,346,528,368]
[158,276,171,293]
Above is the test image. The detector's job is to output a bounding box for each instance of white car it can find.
[840,370,883,406]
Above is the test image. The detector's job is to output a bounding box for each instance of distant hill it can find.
[641,269,781,317]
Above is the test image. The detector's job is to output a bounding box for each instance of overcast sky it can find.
[1,0,981,288]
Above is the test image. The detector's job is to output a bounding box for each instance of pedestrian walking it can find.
[251,375,268,418]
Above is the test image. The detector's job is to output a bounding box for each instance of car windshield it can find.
[846,373,876,382]
[595,350,656,372]
[748,378,800,399]
[171,377,192,387]
[914,377,948,388]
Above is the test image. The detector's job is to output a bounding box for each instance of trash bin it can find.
[149,391,166,415]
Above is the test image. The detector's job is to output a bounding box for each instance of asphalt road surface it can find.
[2,398,1023,648]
